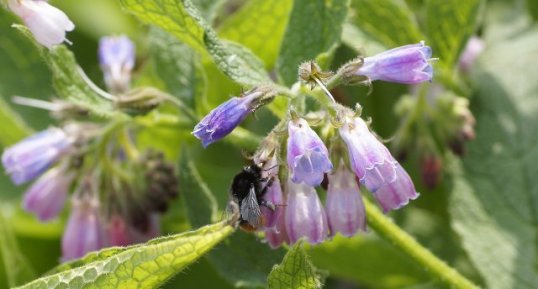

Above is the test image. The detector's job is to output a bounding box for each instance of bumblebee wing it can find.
[240,186,262,228]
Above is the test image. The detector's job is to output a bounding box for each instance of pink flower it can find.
[22,167,72,221]
[326,164,366,237]
[61,197,106,261]
[285,179,328,245]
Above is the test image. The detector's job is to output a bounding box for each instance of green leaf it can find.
[527,0,538,22]
[0,211,35,287]
[448,28,538,289]
[148,26,207,108]
[0,96,31,147]
[17,221,235,289]
[350,0,423,48]
[179,151,219,227]
[120,0,271,87]
[218,0,293,69]
[310,234,429,288]
[425,0,484,72]
[179,152,285,288]
[0,10,53,129]
[277,0,349,86]
[267,244,322,289]
[14,26,119,118]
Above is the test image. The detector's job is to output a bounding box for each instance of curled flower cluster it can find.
[0,35,178,261]
[193,42,430,246]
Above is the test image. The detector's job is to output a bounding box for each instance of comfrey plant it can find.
[193,42,433,246]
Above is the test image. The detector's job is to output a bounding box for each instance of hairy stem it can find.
[363,198,480,289]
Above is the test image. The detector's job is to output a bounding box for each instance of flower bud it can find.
[420,155,442,189]
[193,88,264,147]
[22,167,72,221]
[287,118,332,186]
[8,0,75,49]
[458,36,485,73]
[61,197,106,261]
[99,35,136,94]
[2,128,73,184]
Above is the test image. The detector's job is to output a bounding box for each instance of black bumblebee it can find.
[229,164,275,231]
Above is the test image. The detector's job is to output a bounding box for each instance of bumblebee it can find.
[229,164,275,231]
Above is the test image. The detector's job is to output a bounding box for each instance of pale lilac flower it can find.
[193,90,262,147]
[2,128,73,184]
[287,118,332,186]
[265,208,289,249]
[261,177,283,228]
[285,179,328,244]
[339,116,418,212]
[326,164,366,237]
[354,42,433,84]
[458,36,485,73]
[22,167,72,222]
[98,35,136,93]
[8,0,75,49]
[61,197,106,261]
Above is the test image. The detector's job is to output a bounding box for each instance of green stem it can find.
[363,198,480,289]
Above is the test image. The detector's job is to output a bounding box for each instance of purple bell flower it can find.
[193,90,261,147]
[261,176,284,229]
[284,179,328,245]
[287,118,332,186]
[354,42,433,84]
[98,35,136,93]
[8,0,75,49]
[61,197,106,261]
[2,128,73,185]
[326,164,366,237]
[265,209,289,249]
[22,167,72,222]
[339,116,418,212]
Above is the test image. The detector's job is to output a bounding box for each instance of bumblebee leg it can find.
[260,200,276,211]
[259,176,275,196]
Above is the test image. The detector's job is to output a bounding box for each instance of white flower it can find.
[8,0,75,49]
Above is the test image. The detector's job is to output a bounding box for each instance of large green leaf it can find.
[276,0,349,86]
[148,27,206,108]
[0,212,35,287]
[310,234,429,288]
[267,244,322,289]
[350,0,423,48]
[218,0,293,69]
[0,10,53,130]
[15,26,119,118]
[179,152,285,288]
[448,28,538,289]
[16,221,235,289]
[120,0,271,87]
[425,0,484,72]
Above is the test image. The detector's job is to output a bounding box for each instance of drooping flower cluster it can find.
[192,43,431,246]
[0,35,179,262]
